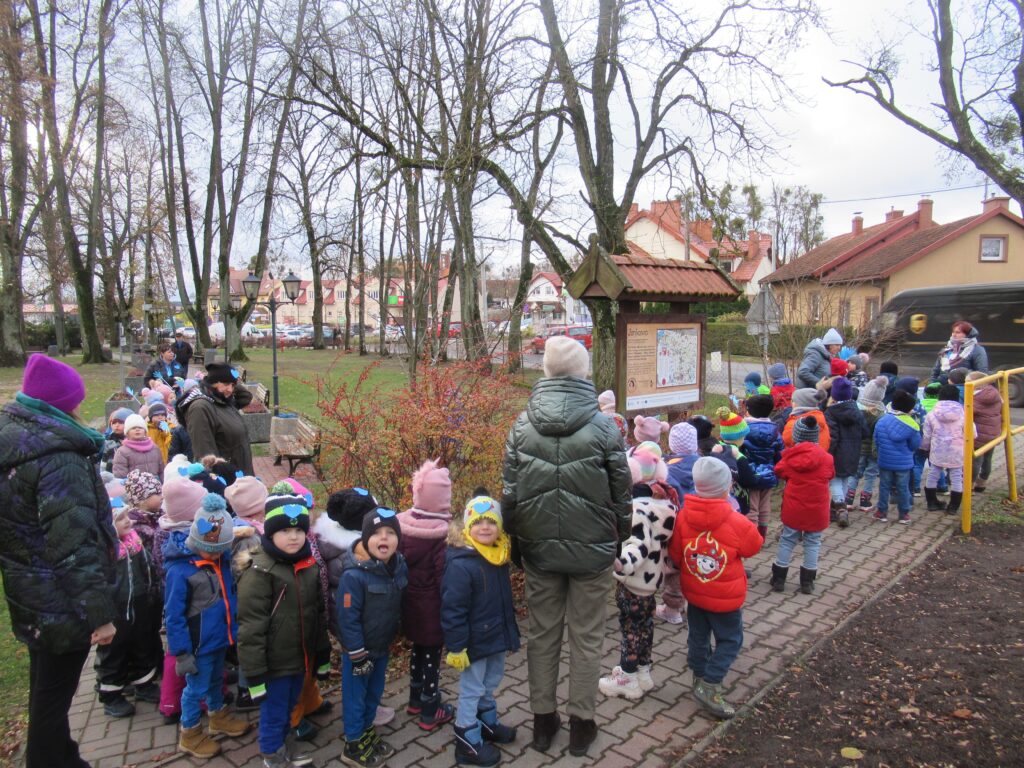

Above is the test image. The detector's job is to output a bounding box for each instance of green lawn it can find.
[0,583,28,764]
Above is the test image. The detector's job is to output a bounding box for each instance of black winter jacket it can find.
[178,382,253,474]
[0,396,118,653]
[825,400,869,477]
[337,544,408,656]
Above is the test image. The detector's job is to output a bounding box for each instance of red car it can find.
[531,325,592,354]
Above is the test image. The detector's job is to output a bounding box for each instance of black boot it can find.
[101,692,135,718]
[925,488,946,511]
[829,501,840,523]
[454,723,500,766]
[530,711,560,752]
[769,563,788,593]
[406,682,423,715]
[799,567,817,595]
[568,715,597,757]
[945,491,963,515]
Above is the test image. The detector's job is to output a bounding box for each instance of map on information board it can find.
[656,327,699,388]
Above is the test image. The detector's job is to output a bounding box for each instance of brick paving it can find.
[67,438,1024,768]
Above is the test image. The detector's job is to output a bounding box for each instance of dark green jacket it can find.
[0,395,118,653]
[236,547,331,685]
[502,377,632,574]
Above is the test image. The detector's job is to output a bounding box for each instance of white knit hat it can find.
[124,414,147,433]
[543,336,590,379]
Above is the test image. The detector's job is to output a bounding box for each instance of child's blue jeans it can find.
[775,525,823,570]
[911,450,927,492]
[259,673,304,754]
[829,475,856,504]
[342,653,388,741]
[686,605,743,685]
[855,455,878,496]
[181,650,225,729]
[878,468,911,515]
[456,652,506,728]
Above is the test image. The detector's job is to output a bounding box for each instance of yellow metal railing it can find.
[962,368,1024,534]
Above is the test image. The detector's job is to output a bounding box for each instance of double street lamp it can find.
[241,271,302,416]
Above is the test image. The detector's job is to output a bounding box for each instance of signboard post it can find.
[745,283,781,368]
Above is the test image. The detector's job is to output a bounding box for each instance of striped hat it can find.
[264,493,310,536]
[715,406,750,442]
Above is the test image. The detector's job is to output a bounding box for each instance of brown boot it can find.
[208,707,250,737]
[179,724,221,759]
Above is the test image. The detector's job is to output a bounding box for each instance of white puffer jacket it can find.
[614,495,678,596]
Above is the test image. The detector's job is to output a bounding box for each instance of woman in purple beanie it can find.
[0,354,119,767]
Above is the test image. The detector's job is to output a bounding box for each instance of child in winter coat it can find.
[817,358,849,405]
[147,403,173,464]
[770,417,835,595]
[600,443,679,702]
[922,385,974,516]
[113,414,165,478]
[598,390,628,447]
[237,493,331,767]
[123,470,164,551]
[94,498,163,718]
[631,414,669,451]
[879,361,899,404]
[781,389,831,449]
[338,509,408,766]
[659,422,700,624]
[966,371,1003,493]
[715,407,759,519]
[668,458,763,720]
[741,394,784,539]
[873,390,922,524]
[824,378,868,528]
[845,354,870,388]
[163,493,249,759]
[102,407,132,472]
[743,372,770,397]
[849,376,888,513]
[442,496,521,767]
[398,460,457,730]
[767,362,795,419]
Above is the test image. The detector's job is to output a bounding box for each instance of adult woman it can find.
[177,362,254,475]
[502,336,632,757]
[144,342,187,389]
[0,355,118,767]
[931,321,989,381]
[796,328,844,388]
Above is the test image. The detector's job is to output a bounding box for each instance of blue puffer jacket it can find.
[665,454,699,500]
[441,546,521,663]
[874,410,922,471]
[742,419,784,466]
[338,544,408,656]
[162,532,237,656]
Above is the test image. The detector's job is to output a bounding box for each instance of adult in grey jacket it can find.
[797,328,844,388]
[502,335,632,757]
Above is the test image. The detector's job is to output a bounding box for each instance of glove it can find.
[175,653,198,677]
[446,650,470,671]
[349,650,374,676]
[316,663,331,681]
[248,683,267,705]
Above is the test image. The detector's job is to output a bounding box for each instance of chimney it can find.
[747,229,759,260]
[982,195,1010,214]
[917,198,934,227]
[852,214,863,236]
[885,208,904,222]
[691,219,713,242]
[628,202,639,219]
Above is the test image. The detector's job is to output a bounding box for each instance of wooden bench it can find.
[249,382,270,407]
[270,416,321,476]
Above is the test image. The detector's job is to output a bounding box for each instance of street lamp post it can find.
[242,271,301,415]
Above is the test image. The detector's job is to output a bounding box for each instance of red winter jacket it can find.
[775,442,835,533]
[972,384,1003,445]
[668,495,763,613]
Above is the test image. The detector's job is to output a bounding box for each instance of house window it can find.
[789,291,798,319]
[369,290,379,300]
[338,290,347,300]
[865,297,880,323]
[809,292,821,323]
[979,235,1007,262]
[839,300,851,327]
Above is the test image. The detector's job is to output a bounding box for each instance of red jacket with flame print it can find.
[668,495,763,613]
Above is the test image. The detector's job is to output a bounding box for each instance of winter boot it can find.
[636,664,655,692]
[235,687,259,712]
[341,729,384,767]
[291,718,318,741]
[478,706,517,743]
[974,479,987,493]
[454,723,500,766]
[945,491,963,516]
[262,742,313,768]
[418,695,455,731]
[844,487,856,507]
[799,567,817,595]
[693,680,735,719]
[530,711,561,752]
[757,524,768,539]
[208,707,250,737]
[598,665,642,700]
[283,733,314,767]
[837,504,850,529]
[133,681,161,703]
[406,682,423,715]
[769,563,788,593]
[179,724,221,759]
[366,727,395,759]
[925,488,946,512]
[101,693,136,718]
[567,715,598,757]
[829,501,840,523]
[859,491,873,512]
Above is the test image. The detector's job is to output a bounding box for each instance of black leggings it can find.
[27,646,91,768]
[410,644,442,701]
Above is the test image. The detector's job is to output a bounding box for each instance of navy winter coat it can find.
[825,401,868,477]
[665,454,699,501]
[337,544,408,656]
[874,411,922,471]
[162,532,237,656]
[742,419,784,466]
[441,546,521,662]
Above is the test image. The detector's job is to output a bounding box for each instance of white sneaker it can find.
[636,664,655,692]
[598,666,643,700]
[655,604,684,625]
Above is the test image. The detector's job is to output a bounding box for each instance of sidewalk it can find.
[67,438,1023,768]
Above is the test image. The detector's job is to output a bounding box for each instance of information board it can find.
[616,314,704,414]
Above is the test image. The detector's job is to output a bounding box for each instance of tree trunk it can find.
[506,236,534,373]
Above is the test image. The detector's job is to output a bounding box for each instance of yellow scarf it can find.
[465,531,511,566]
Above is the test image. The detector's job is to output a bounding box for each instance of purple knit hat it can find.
[22,354,86,414]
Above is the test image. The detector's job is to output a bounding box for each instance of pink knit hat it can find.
[412,459,452,514]
[633,415,669,444]
[162,478,208,523]
[225,476,269,519]
[22,354,86,414]
[279,477,314,508]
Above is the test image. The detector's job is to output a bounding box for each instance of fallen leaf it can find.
[951,708,973,719]
[841,747,864,760]
[899,705,920,716]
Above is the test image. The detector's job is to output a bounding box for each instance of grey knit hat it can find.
[692,456,732,498]
[792,388,820,409]
[188,494,234,554]
[792,415,820,444]
[858,376,887,409]
[767,363,788,381]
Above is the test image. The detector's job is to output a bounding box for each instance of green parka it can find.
[502,376,632,574]
[236,547,331,685]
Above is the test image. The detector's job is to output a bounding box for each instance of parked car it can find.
[348,323,375,336]
[530,324,593,354]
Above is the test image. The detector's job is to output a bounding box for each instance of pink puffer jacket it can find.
[922,400,974,469]
[972,384,1003,445]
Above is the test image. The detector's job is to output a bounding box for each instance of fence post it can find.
[1000,373,1018,503]
[963,380,975,534]
[727,340,733,396]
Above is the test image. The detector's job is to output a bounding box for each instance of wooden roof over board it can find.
[566,237,741,303]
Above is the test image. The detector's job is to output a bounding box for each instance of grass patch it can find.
[0,583,29,766]
[968,494,1024,526]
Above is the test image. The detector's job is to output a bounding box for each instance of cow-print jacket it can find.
[614,492,678,597]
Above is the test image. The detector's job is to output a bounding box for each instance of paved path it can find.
[66,438,1024,768]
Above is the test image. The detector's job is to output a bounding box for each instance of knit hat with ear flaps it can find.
[767,363,788,381]
[187,494,234,554]
[124,470,162,507]
[792,415,820,444]
[858,376,888,409]
[263,493,310,537]
[716,407,750,441]
[633,415,669,444]
[411,459,452,514]
[542,335,590,379]
[831,377,854,403]
[361,507,402,551]
[110,407,134,424]
[628,441,667,485]
[464,495,503,533]
[148,402,168,419]
[692,456,732,498]
[326,487,379,530]
[224,476,268,519]
[21,354,86,415]
[668,422,698,456]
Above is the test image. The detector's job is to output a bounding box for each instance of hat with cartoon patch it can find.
[187,494,234,554]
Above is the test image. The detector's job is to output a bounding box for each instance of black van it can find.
[869,282,1024,406]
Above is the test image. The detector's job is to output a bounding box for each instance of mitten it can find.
[248,683,267,705]
[446,650,470,671]
[175,653,198,677]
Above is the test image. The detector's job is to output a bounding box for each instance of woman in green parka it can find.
[0,355,119,768]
